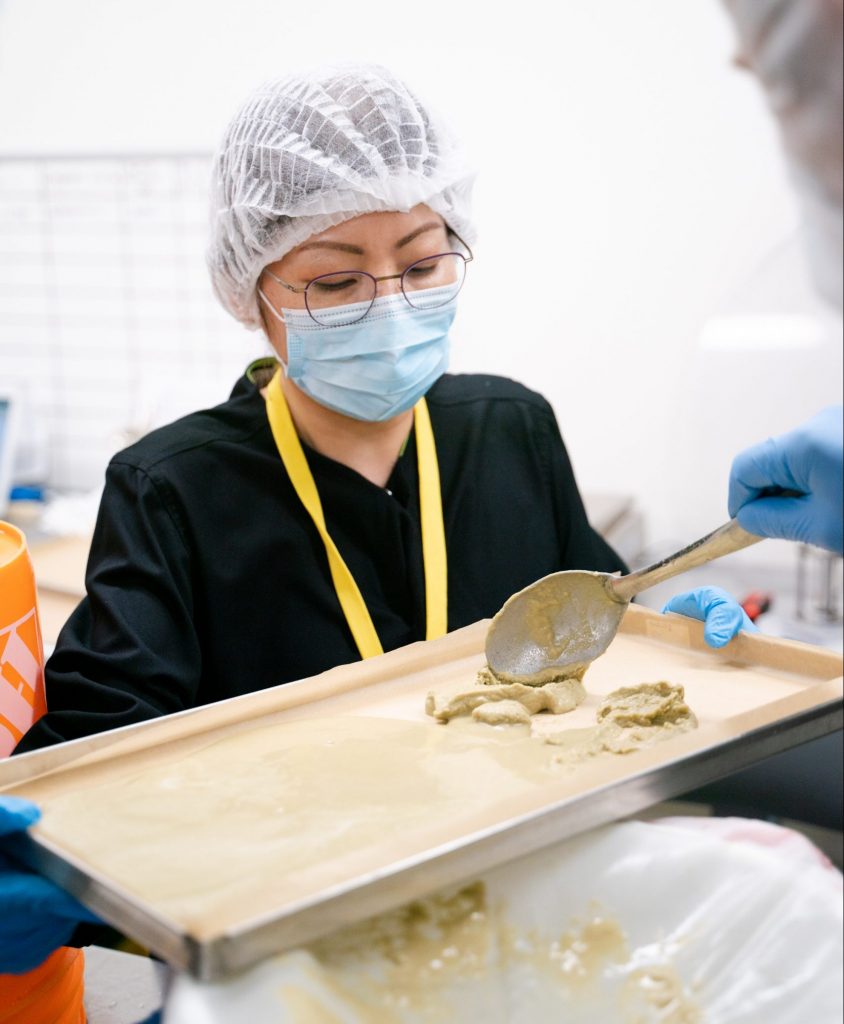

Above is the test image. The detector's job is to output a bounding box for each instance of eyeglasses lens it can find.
[306,273,376,326]
[403,254,467,310]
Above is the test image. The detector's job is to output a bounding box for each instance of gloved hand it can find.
[0,795,101,974]
[729,406,844,554]
[663,587,759,648]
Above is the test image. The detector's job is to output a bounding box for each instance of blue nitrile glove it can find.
[729,406,843,555]
[662,587,760,649]
[0,795,102,974]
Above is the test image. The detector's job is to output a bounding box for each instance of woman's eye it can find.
[406,263,438,277]
[312,277,359,292]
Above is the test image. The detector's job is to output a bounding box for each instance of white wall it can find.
[1,0,841,560]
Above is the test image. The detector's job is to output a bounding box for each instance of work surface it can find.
[28,533,90,647]
[1,606,841,980]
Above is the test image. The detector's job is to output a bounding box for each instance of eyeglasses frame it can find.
[261,229,474,326]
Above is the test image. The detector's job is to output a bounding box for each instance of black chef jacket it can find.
[16,367,625,752]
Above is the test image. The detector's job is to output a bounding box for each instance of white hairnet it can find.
[207,64,477,330]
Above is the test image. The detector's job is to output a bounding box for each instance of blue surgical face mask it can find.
[257,287,456,422]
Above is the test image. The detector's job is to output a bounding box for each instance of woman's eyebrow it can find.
[295,240,365,255]
[396,223,443,249]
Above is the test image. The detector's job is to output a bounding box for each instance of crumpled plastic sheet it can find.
[660,815,841,876]
[164,819,843,1023]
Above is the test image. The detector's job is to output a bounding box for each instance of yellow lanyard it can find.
[265,370,448,659]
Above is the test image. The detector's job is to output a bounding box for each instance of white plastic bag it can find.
[165,820,843,1023]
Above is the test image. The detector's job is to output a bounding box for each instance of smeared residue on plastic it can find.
[525,909,629,982]
[310,883,491,1022]
[288,893,701,1021]
[621,965,702,1023]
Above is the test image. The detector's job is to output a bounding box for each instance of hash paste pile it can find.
[426,665,697,762]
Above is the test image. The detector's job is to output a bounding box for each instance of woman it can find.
[1,63,623,973]
[15,64,623,751]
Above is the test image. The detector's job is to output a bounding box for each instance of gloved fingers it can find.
[0,797,41,836]
[702,601,758,648]
[663,587,759,649]
[1,798,101,933]
[662,590,716,623]
[0,870,102,923]
[736,494,815,545]
[0,918,82,975]
[728,437,800,517]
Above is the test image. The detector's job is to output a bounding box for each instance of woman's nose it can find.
[375,274,403,297]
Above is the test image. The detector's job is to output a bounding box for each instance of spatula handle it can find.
[610,519,762,603]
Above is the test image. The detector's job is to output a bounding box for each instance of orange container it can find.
[0,521,47,756]
[0,948,86,1024]
[0,521,86,1022]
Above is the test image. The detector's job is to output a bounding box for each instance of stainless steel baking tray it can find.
[1,606,840,980]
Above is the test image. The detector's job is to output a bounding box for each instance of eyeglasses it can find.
[262,231,474,327]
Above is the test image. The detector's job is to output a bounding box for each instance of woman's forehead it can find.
[294,206,445,251]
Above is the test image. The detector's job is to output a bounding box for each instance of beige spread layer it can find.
[20,715,558,936]
[21,681,696,938]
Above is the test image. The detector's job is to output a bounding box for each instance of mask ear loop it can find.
[257,286,287,325]
[257,286,291,376]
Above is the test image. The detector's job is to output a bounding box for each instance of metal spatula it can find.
[485,519,762,682]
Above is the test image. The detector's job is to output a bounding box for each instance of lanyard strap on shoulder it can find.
[414,394,448,640]
[265,371,447,659]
